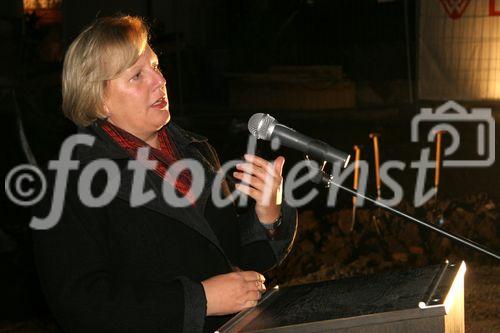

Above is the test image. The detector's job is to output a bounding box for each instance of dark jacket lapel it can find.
[77,122,231,265]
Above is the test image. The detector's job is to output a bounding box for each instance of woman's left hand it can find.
[234,154,285,224]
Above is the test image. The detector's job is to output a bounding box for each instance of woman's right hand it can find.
[201,271,266,316]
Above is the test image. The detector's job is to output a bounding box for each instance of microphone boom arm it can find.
[248,113,498,260]
[312,168,500,261]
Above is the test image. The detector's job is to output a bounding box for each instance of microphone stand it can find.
[309,167,500,261]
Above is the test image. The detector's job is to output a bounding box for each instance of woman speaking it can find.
[33,15,297,333]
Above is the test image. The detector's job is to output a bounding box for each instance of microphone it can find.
[248,113,351,168]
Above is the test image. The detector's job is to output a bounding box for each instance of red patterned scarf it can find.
[100,121,194,204]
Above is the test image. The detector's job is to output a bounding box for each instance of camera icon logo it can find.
[411,100,495,167]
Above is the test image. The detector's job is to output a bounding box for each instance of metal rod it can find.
[370,133,382,199]
[351,145,362,231]
[353,146,361,193]
[329,179,500,261]
[434,131,443,191]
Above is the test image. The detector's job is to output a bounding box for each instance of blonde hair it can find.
[62,15,149,126]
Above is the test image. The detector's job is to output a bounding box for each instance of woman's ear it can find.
[102,83,111,117]
[103,103,111,117]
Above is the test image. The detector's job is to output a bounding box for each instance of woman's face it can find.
[104,46,169,142]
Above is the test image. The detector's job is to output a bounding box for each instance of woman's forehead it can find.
[134,47,157,66]
[144,46,159,61]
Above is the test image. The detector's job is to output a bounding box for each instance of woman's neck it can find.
[106,119,160,148]
[144,131,160,149]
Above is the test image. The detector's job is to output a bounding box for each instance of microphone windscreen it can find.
[248,113,275,140]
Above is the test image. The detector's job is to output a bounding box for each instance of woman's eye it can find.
[132,71,141,80]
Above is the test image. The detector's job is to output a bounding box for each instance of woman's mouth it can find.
[151,96,168,109]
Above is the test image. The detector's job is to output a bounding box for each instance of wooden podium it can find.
[216,261,466,333]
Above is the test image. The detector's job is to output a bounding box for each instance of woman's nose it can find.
[153,70,166,89]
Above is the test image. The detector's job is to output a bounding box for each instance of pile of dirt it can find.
[271,193,499,286]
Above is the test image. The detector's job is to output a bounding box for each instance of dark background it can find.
[1,0,498,329]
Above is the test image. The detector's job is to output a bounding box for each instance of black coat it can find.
[32,122,297,333]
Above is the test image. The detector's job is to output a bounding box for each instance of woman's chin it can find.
[163,110,171,124]
[150,106,170,122]
[155,110,170,129]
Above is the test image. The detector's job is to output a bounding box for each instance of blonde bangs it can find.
[98,19,148,81]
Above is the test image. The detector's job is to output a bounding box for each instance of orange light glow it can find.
[23,0,61,12]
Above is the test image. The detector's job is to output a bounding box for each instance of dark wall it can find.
[62,0,149,46]
[0,0,23,18]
